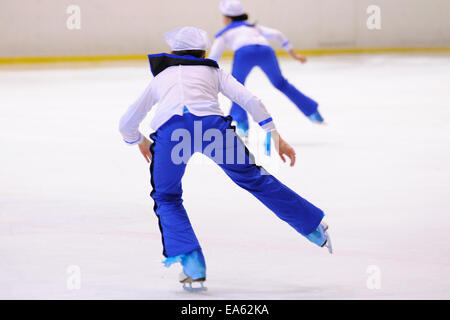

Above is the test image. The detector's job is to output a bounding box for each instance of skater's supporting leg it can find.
[229,50,256,132]
[258,46,319,117]
[204,116,324,236]
[150,116,201,258]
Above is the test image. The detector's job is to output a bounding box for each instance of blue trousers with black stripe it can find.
[149,112,324,257]
[230,44,318,128]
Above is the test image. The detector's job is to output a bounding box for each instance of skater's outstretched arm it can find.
[218,69,296,166]
[257,25,307,63]
[208,37,226,62]
[119,82,156,162]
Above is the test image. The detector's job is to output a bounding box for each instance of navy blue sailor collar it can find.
[148,53,219,77]
[215,21,253,38]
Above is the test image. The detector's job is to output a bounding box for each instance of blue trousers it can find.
[149,112,324,257]
[230,45,318,126]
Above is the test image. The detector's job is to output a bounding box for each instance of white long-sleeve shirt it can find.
[119,64,275,145]
[209,23,293,62]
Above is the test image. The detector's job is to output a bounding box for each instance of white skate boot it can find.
[163,249,207,292]
[305,221,333,254]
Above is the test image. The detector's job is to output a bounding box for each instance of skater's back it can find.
[149,63,223,125]
[118,26,331,291]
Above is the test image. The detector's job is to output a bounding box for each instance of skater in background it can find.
[119,27,331,290]
[210,0,325,138]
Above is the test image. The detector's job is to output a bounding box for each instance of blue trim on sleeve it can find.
[215,21,252,38]
[124,133,142,145]
[282,40,290,48]
[258,118,273,126]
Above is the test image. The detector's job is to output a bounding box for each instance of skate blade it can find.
[320,222,332,254]
[321,233,333,254]
[322,238,333,254]
[181,280,207,292]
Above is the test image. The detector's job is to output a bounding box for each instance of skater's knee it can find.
[232,171,269,191]
[151,192,183,205]
[272,77,289,91]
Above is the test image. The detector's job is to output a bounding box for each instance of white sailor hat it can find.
[163,26,211,51]
[219,0,245,17]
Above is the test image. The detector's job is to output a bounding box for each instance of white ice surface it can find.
[1,54,450,299]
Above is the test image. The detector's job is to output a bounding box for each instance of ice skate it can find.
[179,272,207,292]
[308,110,325,124]
[305,221,333,254]
[163,248,207,291]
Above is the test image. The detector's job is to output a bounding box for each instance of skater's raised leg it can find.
[257,46,323,122]
[205,116,325,237]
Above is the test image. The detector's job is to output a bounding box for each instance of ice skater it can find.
[209,0,325,138]
[119,26,331,291]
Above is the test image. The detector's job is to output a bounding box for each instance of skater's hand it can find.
[278,139,296,166]
[272,131,296,167]
[138,137,152,163]
[289,50,307,64]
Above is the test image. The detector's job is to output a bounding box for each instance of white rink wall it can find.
[1,0,450,57]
